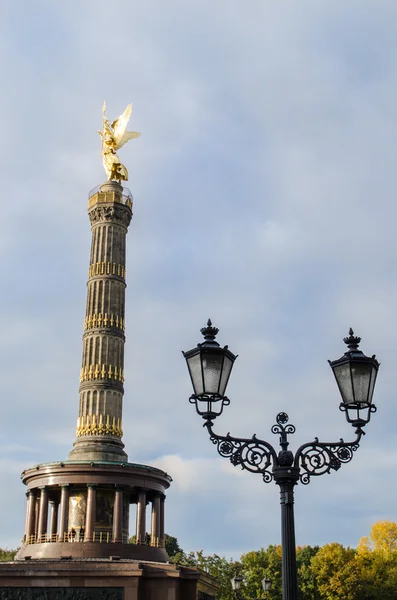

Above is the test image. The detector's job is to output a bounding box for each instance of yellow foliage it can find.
[357,535,370,556]
[358,521,397,556]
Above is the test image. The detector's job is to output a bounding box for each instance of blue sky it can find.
[1,0,397,557]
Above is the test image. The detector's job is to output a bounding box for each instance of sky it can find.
[1,0,397,558]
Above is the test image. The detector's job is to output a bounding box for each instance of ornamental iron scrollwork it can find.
[205,420,278,483]
[205,412,363,486]
[295,429,362,485]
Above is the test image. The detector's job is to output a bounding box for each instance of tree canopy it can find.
[170,521,397,600]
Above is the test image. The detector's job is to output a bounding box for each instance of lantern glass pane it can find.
[219,355,233,397]
[202,352,224,395]
[186,353,204,396]
[351,362,372,405]
[333,363,354,404]
[367,365,378,405]
[262,577,271,591]
[231,576,242,591]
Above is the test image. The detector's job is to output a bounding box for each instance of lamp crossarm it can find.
[204,420,278,483]
[204,410,365,486]
[294,427,364,485]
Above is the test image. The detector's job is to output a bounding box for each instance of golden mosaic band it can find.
[84,313,125,331]
[76,414,123,437]
[88,190,133,210]
[88,262,126,279]
[79,364,125,383]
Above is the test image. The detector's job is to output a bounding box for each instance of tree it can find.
[309,542,357,600]
[296,545,320,600]
[358,521,397,556]
[0,548,18,561]
[353,521,397,599]
[128,533,182,557]
[164,534,182,557]
[172,550,239,600]
[240,545,282,600]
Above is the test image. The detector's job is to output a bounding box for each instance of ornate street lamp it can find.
[230,573,272,599]
[183,319,237,420]
[262,576,271,593]
[183,322,379,600]
[231,574,243,594]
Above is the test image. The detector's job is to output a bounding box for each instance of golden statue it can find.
[98,101,141,183]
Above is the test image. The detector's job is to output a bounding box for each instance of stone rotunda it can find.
[16,182,171,562]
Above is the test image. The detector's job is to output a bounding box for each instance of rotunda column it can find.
[160,494,166,548]
[85,484,97,541]
[23,492,29,543]
[34,495,40,538]
[150,494,161,547]
[112,486,123,543]
[25,489,37,542]
[136,489,147,544]
[58,485,70,542]
[37,487,49,542]
[49,500,59,541]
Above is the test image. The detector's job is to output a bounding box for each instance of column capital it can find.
[60,483,70,489]
[87,483,98,489]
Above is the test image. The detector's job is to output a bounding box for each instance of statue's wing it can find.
[112,104,132,147]
[116,131,141,150]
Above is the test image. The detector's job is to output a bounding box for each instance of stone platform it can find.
[0,558,218,599]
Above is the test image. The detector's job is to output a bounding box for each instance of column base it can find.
[15,541,168,562]
[68,437,128,463]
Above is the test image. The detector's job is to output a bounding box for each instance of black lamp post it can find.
[183,322,379,600]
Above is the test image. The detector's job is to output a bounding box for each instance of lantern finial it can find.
[200,319,219,341]
[343,328,361,351]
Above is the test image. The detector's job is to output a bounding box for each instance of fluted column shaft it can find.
[85,485,97,541]
[49,500,59,539]
[34,496,40,537]
[160,495,165,547]
[24,492,30,541]
[151,495,161,547]
[69,182,133,462]
[113,487,123,542]
[26,490,37,541]
[58,485,70,542]
[136,490,147,544]
[37,487,49,542]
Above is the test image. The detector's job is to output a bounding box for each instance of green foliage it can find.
[172,549,239,600]
[240,545,282,600]
[297,545,320,600]
[128,533,181,557]
[163,534,182,557]
[0,548,18,561]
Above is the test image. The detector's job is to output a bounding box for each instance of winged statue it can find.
[98,101,141,183]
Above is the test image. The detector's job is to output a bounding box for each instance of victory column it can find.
[16,104,170,561]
